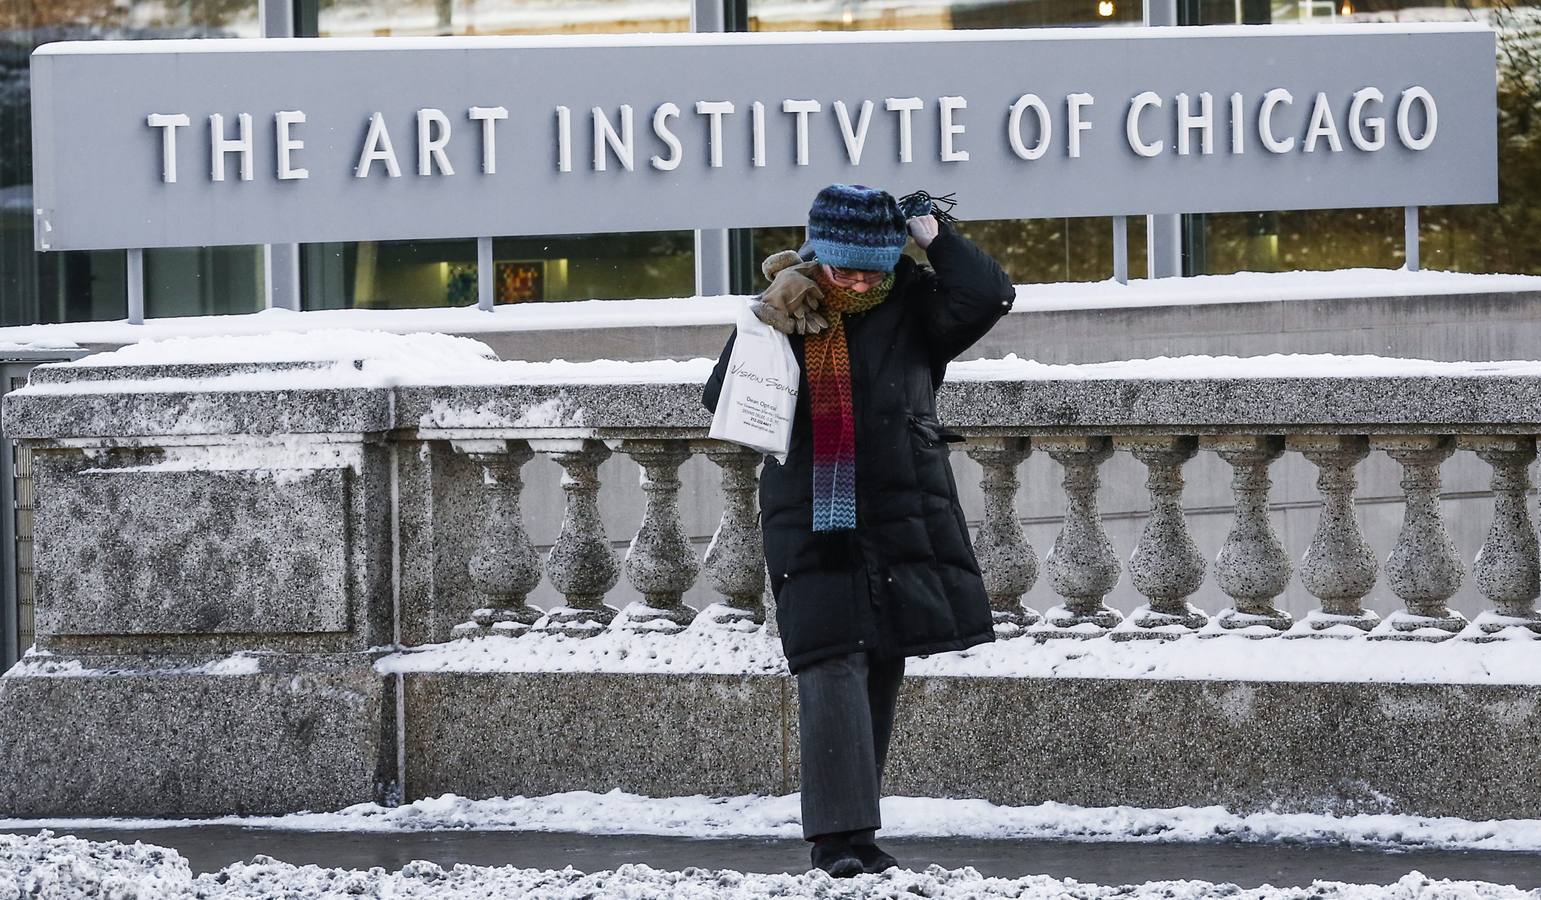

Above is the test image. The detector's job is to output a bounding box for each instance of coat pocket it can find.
[907,415,965,447]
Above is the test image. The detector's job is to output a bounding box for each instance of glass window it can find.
[1185,0,1539,277]
[750,216,1148,287]
[305,0,696,309]
[145,246,266,318]
[745,0,1145,285]
[748,0,1141,30]
[0,0,261,326]
[303,231,695,309]
[317,0,688,37]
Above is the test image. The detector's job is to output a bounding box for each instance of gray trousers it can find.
[796,651,906,841]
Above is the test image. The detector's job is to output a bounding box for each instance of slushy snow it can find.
[8,790,1541,854]
[0,830,1536,899]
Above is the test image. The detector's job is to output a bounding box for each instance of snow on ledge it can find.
[375,624,1541,686]
[4,790,1541,856]
[22,322,1541,396]
[0,268,1535,351]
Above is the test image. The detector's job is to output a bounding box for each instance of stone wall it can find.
[5,330,1541,817]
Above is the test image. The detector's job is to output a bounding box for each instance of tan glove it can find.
[756,255,828,335]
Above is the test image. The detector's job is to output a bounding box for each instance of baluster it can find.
[700,443,767,628]
[1288,436,1380,636]
[1038,436,1122,635]
[1116,436,1206,638]
[1202,436,1292,634]
[1459,435,1541,637]
[451,441,543,639]
[1370,435,1467,640]
[616,439,701,633]
[964,437,1040,636]
[534,439,621,636]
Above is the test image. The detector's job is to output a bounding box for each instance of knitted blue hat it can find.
[806,184,908,273]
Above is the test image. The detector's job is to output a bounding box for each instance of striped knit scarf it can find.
[805,269,894,532]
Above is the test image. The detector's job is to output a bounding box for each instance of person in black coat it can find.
[702,184,1014,877]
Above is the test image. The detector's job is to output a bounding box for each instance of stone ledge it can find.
[404,672,790,801]
[12,355,1541,441]
[405,672,1541,822]
[0,663,395,817]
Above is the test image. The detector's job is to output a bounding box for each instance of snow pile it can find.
[11,791,1541,855]
[0,293,745,347]
[1006,267,1541,313]
[378,616,786,676]
[212,791,1541,853]
[377,628,1541,686]
[74,329,498,368]
[951,352,1541,381]
[0,268,1536,351]
[41,327,1541,393]
[0,831,1535,899]
[0,831,194,899]
[22,329,722,396]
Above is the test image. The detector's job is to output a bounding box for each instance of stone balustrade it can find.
[409,375,1541,645]
[9,358,1541,652]
[7,345,1541,819]
[436,429,1540,645]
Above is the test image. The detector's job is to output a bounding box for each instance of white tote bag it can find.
[709,300,801,463]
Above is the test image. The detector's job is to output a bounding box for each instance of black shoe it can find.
[851,842,899,873]
[810,834,864,878]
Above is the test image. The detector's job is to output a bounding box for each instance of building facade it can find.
[0,0,1536,327]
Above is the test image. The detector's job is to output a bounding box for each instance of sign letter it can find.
[939,96,969,162]
[885,97,923,163]
[1176,91,1213,156]
[1007,94,1051,161]
[556,106,572,173]
[1303,92,1343,153]
[146,113,189,184]
[593,105,635,172]
[356,112,402,178]
[834,99,874,165]
[652,102,683,171]
[783,99,821,166]
[417,108,454,176]
[696,101,734,168]
[275,110,308,180]
[1259,88,1295,154]
[209,112,253,182]
[1067,93,1094,159]
[752,101,766,168]
[1126,92,1162,158]
[469,106,508,174]
[1348,88,1385,152]
[1397,86,1437,151]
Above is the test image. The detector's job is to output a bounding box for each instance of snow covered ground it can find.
[1,830,1536,899]
[5,791,1541,854]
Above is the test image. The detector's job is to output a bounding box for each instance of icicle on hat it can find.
[805,184,909,273]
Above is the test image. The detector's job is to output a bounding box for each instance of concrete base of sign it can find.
[423,286,1541,369]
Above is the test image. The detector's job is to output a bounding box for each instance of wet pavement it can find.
[4,826,1539,888]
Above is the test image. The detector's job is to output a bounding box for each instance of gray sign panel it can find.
[30,25,1496,251]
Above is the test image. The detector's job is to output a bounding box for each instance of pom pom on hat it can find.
[806,184,908,272]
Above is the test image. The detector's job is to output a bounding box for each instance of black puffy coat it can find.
[703,223,1014,674]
